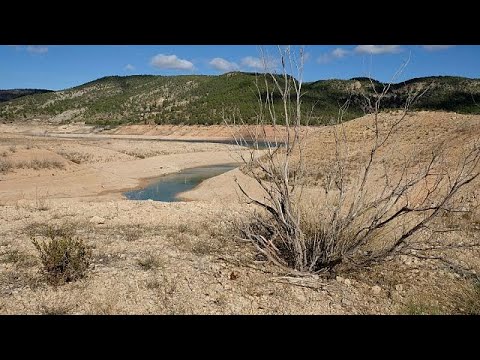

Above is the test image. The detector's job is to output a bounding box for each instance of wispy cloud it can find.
[240,56,278,71]
[26,45,48,54]
[332,48,349,58]
[7,45,49,54]
[241,56,264,70]
[209,57,239,72]
[124,64,135,71]
[422,45,454,51]
[354,45,402,55]
[317,47,350,64]
[150,54,194,71]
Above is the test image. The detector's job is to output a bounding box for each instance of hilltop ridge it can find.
[1,73,479,125]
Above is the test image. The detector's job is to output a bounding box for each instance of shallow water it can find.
[124,163,238,202]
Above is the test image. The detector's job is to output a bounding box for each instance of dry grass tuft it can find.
[0,159,12,174]
[137,254,163,271]
[17,159,65,170]
[38,302,73,315]
[58,151,92,164]
[0,249,38,268]
[401,279,480,315]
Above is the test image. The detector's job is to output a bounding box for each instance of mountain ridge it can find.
[1,73,479,125]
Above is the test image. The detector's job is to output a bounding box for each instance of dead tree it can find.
[226,46,480,275]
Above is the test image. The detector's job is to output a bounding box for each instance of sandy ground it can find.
[1,111,479,314]
[0,133,249,203]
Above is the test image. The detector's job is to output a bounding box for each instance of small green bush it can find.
[32,231,92,285]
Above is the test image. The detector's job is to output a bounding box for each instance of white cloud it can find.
[26,45,48,54]
[241,56,264,70]
[150,54,194,71]
[317,47,350,64]
[209,57,239,72]
[354,45,402,55]
[422,45,454,51]
[332,48,349,58]
[124,64,135,71]
[240,56,279,71]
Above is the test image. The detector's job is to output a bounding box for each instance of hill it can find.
[0,73,479,125]
[0,89,53,103]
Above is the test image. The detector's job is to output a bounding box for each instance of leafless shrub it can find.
[226,46,480,274]
[9,145,16,153]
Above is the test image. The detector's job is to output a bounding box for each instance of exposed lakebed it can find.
[124,163,239,202]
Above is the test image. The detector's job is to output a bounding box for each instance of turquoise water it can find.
[124,164,238,202]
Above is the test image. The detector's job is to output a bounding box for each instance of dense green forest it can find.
[1,73,479,125]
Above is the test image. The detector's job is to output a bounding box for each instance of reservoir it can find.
[124,163,238,202]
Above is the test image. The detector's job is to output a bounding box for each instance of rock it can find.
[395,284,403,292]
[372,285,382,295]
[342,298,353,306]
[294,291,307,302]
[344,278,352,286]
[333,304,342,311]
[336,276,344,283]
[89,216,105,224]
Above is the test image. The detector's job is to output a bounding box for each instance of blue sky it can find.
[1,45,478,90]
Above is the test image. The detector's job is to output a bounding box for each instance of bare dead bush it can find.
[227,46,480,274]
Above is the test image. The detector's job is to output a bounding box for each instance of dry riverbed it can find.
[1,114,479,314]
